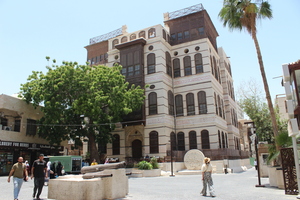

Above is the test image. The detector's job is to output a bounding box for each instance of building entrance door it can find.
[132,139,142,159]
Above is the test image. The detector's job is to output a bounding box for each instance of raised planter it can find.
[268,166,277,187]
[267,166,284,189]
[276,168,284,189]
[140,169,161,177]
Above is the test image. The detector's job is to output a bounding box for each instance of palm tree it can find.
[219,0,278,138]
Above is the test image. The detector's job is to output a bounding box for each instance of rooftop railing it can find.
[167,3,204,20]
[89,27,123,45]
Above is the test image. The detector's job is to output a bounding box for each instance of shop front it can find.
[0,140,64,175]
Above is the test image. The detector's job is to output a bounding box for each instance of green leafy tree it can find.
[219,0,278,138]
[238,80,290,165]
[20,60,145,162]
[238,80,287,143]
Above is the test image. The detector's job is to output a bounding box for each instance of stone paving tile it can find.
[0,167,297,200]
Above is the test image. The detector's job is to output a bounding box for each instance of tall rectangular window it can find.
[14,119,21,132]
[177,32,183,40]
[26,119,37,136]
[173,58,181,78]
[171,34,176,42]
[149,92,157,115]
[195,53,203,74]
[198,91,207,114]
[198,27,204,35]
[150,131,159,153]
[184,31,190,39]
[175,95,183,117]
[184,56,192,76]
[186,93,195,116]
[189,131,197,149]
[147,53,156,74]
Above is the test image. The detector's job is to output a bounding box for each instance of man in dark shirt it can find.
[31,154,47,200]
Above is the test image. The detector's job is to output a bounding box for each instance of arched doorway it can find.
[132,139,142,159]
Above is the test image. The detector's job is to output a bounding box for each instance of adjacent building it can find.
[0,94,65,175]
[84,4,247,166]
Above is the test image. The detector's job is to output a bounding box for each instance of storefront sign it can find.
[0,140,63,150]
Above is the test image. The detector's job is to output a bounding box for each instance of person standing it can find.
[91,159,98,166]
[45,160,51,186]
[7,157,28,200]
[31,154,47,200]
[254,159,258,170]
[56,161,64,176]
[200,157,216,197]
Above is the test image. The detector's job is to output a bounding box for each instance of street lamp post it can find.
[246,121,265,187]
[254,134,264,187]
[170,142,174,177]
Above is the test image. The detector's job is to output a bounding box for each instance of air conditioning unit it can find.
[3,126,11,131]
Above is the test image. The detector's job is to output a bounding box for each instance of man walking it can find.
[31,154,47,200]
[7,156,28,200]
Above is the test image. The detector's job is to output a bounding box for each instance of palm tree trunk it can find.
[252,33,279,138]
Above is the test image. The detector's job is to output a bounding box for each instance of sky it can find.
[0,0,299,102]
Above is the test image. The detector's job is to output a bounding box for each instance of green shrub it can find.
[150,157,159,169]
[137,161,153,170]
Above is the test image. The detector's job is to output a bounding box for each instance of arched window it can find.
[168,91,174,115]
[121,36,128,43]
[201,130,210,149]
[148,28,156,38]
[130,34,136,41]
[184,56,192,76]
[148,92,157,115]
[218,95,222,118]
[147,53,156,74]
[177,132,185,151]
[225,133,228,148]
[149,131,159,153]
[210,56,214,76]
[166,52,172,77]
[189,131,197,149]
[195,53,203,74]
[222,100,225,119]
[198,91,207,114]
[222,132,225,148]
[214,93,218,115]
[175,95,183,117]
[213,57,218,80]
[112,134,120,155]
[228,63,232,76]
[170,132,176,151]
[112,39,119,49]
[173,58,181,78]
[162,29,166,40]
[186,93,195,115]
[139,31,146,38]
[218,130,221,148]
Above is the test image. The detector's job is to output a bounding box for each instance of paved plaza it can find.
[1,167,296,200]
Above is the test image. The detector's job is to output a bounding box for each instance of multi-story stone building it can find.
[84,4,247,166]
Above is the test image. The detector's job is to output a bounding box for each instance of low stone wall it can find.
[126,168,161,177]
[48,169,128,200]
[160,162,185,172]
[228,158,251,173]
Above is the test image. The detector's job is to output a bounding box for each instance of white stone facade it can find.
[85,6,244,163]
